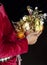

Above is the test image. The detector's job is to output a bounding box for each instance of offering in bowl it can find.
[12,6,47,39]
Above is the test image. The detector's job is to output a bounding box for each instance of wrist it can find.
[26,36,29,45]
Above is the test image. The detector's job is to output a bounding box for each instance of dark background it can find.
[0,0,47,65]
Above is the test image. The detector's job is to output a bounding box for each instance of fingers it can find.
[32,31,42,36]
[37,31,42,37]
[26,30,42,38]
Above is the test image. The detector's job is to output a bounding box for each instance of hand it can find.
[26,31,42,45]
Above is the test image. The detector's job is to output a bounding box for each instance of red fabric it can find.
[0,57,17,65]
[0,4,28,65]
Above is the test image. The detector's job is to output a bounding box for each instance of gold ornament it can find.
[17,31,25,39]
[13,6,46,39]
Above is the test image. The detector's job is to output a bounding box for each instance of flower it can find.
[23,16,27,21]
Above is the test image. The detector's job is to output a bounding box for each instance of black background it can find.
[0,0,47,65]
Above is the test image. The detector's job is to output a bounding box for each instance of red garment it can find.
[0,4,28,65]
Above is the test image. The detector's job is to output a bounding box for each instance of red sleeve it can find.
[0,4,28,58]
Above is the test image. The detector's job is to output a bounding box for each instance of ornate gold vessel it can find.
[12,6,47,39]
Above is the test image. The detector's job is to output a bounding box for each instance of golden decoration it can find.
[12,6,47,39]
